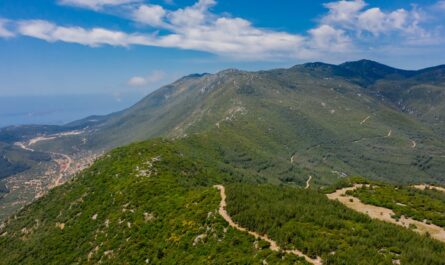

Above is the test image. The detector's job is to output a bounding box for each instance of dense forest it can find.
[0,140,306,265]
[226,184,445,264]
[1,137,445,264]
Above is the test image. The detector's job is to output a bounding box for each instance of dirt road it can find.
[305,176,312,189]
[360,116,371,125]
[50,153,73,188]
[214,185,322,265]
[14,142,34,152]
[327,185,445,243]
[413,184,445,193]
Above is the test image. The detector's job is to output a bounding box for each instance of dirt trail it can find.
[305,176,312,189]
[411,140,417,148]
[386,129,392,137]
[14,142,34,152]
[360,116,371,125]
[214,185,322,265]
[327,185,445,243]
[28,130,83,146]
[413,184,445,193]
[28,136,57,146]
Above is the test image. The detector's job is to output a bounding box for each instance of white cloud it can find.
[128,70,166,87]
[133,4,166,27]
[309,25,351,52]
[59,0,141,10]
[128,0,308,59]
[322,0,424,37]
[127,76,147,86]
[166,0,215,27]
[15,0,309,60]
[17,20,147,46]
[4,0,444,61]
[323,0,367,26]
[0,19,14,38]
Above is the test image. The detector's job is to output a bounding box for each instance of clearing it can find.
[327,184,445,243]
[413,184,445,193]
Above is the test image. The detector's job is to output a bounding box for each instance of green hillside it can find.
[1,138,445,264]
[0,139,307,265]
[1,61,445,264]
[25,61,445,185]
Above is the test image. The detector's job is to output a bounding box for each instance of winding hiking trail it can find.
[214,185,322,265]
[360,115,371,125]
[305,176,312,189]
[327,185,445,243]
[290,154,295,164]
[411,140,417,148]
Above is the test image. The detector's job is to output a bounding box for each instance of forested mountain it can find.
[1,138,445,265]
[8,60,445,184]
[1,60,445,264]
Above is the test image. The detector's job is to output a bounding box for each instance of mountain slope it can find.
[1,60,445,222]
[2,60,445,263]
[7,61,445,185]
[0,139,308,265]
[1,138,445,264]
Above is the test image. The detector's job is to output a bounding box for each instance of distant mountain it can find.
[3,60,445,184]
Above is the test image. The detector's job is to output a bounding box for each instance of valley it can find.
[0,130,100,220]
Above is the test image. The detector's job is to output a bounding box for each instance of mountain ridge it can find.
[1,59,445,264]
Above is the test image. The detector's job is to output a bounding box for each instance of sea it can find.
[0,94,142,128]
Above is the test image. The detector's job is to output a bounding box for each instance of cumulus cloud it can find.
[128,70,166,87]
[133,4,167,27]
[309,25,351,51]
[17,20,150,46]
[59,0,141,10]
[3,0,444,61]
[14,0,309,59]
[323,0,367,26]
[0,19,14,38]
[322,0,423,37]
[127,0,309,59]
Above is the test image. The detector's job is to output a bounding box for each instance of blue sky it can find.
[1,0,445,96]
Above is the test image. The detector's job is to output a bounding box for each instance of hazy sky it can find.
[1,0,445,96]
